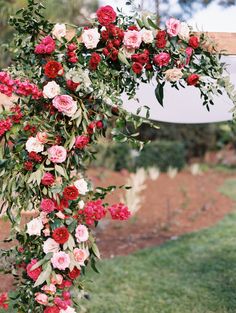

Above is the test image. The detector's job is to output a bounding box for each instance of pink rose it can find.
[36,132,48,144]
[41,284,57,295]
[52,95,77,117]
[40,198,56,213]
[51,251,70,270]
[75,224,89,243]
[153,52,171,67]
[51,274,63,285]
[35,293,48,305]
[123,30,142,49]
[73,248,89,265]
[166,18,181,37]
[41,173,55,186]
[48,145,67,163]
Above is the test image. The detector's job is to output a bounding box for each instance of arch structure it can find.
[0,1,236,312]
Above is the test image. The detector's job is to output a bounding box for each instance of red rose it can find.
[188,36,199,49]
[40,198,56,213]
[28,151,42,163]
[75,135,90,149]
[101,30,109,41]
[68,267,81,280]
[131,53,149,65]
[145,63,153,71]
[132,62,143,74]
[186,74,200,86]
[112,39,121,48]
[110,49,118,61]
[128,25,139,31]
[44,306,60,313]
[56,198,69,211]
[89,52,101,71]
[96,5,117,26]
[66,80,80,92]
[44,61,64,79]
[153,52,170,67]
[63,186,79,200]
[24,161,34,171]
[102,48,110,57]
[41,173,55,186]
[52,227,70,244]
[156,30,167,49]
[96,120,103,129]
[26,259,42,281]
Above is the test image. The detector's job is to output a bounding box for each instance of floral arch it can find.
[0,1,235,312]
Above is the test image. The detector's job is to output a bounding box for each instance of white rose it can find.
[43,81,61,99]
[52,23,67,40]
[26,218,44,236]
[78,200,85,209]
[141,28,154,44]
[26,136,44,153]
[74,178,89,195]
[164,68,183,82]
[43,238,60,254]
[81,28,100,49]
[178,22,190,41]
[60,307,76,313]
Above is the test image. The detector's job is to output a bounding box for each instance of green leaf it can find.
[33,262,52,287]
[147,18,158,29]
[55,165,67,178]
[155,82,165,106]
[91,243,101,259]
[118,51,130,66]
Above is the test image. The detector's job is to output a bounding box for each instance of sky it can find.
[100,0,236,32]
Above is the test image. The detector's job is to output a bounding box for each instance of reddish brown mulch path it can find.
[88,168,236,258]
[0,168,235,291]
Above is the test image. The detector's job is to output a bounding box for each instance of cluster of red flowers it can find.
[0,293,8,310]
[0,71,42,99]
[102,24,124,61]
[0,118,12,137]
[78,200,107,225]
[44,61,64,79]
[66,43,78,63]
[131,49,151,74]
[24,124,37,135]
[35,36,56,55]
[108,203,131,220]
[156,30,167,49]
[89,52,101,71]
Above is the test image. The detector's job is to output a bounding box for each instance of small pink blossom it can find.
[36,132,48,144]
[73,248,89,265]
[52,95,77,117]
[41,284,57,295]
[48,145,67,163]
[51,251,70,270]
[35,293,48,305]
[75,224,89,243]
[51,274,63,285]
[153,52,171,67]
[166,18,181,37]
[40,198,56,214]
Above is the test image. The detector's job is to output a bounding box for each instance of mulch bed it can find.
[0,168,235,291]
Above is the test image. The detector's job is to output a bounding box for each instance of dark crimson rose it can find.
[128,25,139,31]
[188,36,199,49]
[89,52,101,71]
[132,62,143,75]
[52,227,70,244]
[68,267,81,280]
[96,5,117,26]
[101,30,109,41]
[186,73,200,86]
[56,198,69,211]
[87,121,96,134]
[28,151,42,163]
[106,41,113,50]
[26,259,42,281]
[110,49,119,61]
[44,61,64,79]
[145,63,153,71]
[96,120,103,129]
[44,306,60,313]
[112,39,121,48]
[75,135,90,149]
[102,48,110,57]
[66,80,80,92]
[63,186,79,200]
[156,30,167,49]
[24,161,33,171]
